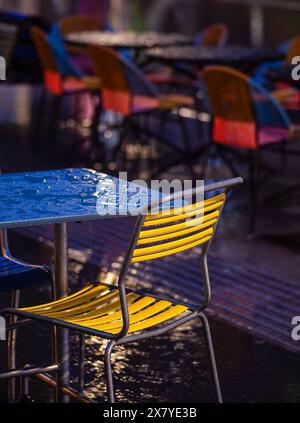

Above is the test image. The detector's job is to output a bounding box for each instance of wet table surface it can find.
[145,45,284,66]
[0,168,156,229]
[65,30,192,49]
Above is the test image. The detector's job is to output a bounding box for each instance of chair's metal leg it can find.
[280,141,287,176]
[218,145,240,177]
[198,312,222,403]
[48,269,56,301]
[179,114,190,154]
[91,95,102,150]
[248,150,260,235]
[49,95,62,152]
[78,334,85,392]
[19,375,29,402]
[178,114,198,179]
[8,290,20,402]
[111,118,129,169]
[104,340,116,403]
[31,88,47,154]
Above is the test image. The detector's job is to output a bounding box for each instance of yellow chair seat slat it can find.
[133,227,213,257]
[70,302,184,334]
[27,293,139,323]
[145,193,225,221]
[138,217,218,245]
[143,200,224,227]
[67,295,154,324]
[20,283,99,312]
[125,305,188,334]
[18,284,190,336]
[36,290,121,318]
[72,299,172,331]
[62,293,140,322]
[22,285,115,315]
[108,300,172,330]
[131,235,212,263]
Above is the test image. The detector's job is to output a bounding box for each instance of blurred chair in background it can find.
[271,36,300,112]
[88,45,194,172]
[194,23,229,48]
[146,23,229,90]
[202,66,298,234]
[0,227,54,402]
[30,27,101,153]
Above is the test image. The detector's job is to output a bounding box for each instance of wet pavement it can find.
[1,255,300,403]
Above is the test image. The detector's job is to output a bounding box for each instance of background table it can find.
[65,30,192,50]
[145,45,284,70]
[0,167,151,402]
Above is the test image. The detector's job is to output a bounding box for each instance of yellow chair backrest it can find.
[131,193,226,263]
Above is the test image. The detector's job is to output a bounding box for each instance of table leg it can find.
[54,223,70,403]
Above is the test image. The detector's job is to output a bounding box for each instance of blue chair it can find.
[0,230,53,294]
[0,229,54,402]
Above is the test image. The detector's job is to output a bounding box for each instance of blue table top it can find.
[0,168,155,229]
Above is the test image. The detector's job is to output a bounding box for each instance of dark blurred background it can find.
[2,0,300,46]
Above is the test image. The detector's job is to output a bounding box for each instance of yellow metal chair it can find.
[0,177,242,403]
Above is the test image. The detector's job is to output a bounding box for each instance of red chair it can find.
[201,66,297,233]
[31,27,101,151]
[146,23,229,89]
[88,45,194,171]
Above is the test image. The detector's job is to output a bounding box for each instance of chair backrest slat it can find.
[131,191,226,263]
[202,23,228,48]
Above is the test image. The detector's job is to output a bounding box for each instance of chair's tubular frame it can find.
[0,364,59,380]
[0,229,53,273]
[113,176,243,339]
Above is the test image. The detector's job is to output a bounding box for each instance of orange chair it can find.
[31,27,101,150]
[198,23,229,48]
[201,66,295,233]
[147,24,229,88]
[88,45,194,169]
